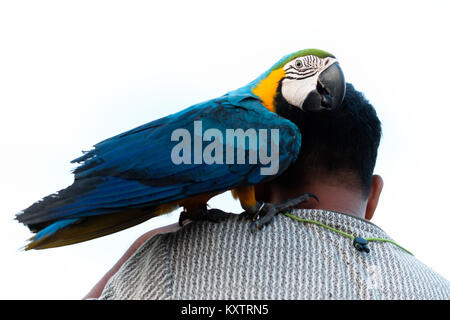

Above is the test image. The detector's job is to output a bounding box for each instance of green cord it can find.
[364,237,413,256]
[284,213,413,256]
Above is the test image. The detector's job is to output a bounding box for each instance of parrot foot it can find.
[179,207,232,226]
[249,193,319,232]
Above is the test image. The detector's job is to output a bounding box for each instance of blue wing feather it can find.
[18,93,301,228]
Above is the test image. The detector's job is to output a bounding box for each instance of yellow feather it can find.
[231,185,257,211]
[251,68,285,113]
[25,202,179,250]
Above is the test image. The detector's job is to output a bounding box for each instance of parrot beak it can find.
[302,62,346,112]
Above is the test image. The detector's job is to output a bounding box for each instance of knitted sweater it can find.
[98,209,450,299]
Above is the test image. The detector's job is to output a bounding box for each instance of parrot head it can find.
[251,49,346,113]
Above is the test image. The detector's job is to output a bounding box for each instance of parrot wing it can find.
[17,94,301,248]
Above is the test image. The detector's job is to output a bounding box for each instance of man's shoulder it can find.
[100,209,450,300]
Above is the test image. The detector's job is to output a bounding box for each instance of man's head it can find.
[257,83,383,220]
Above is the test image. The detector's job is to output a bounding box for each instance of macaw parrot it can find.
[17,48,345,250]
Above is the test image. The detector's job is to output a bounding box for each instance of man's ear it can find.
[365,175,383,220]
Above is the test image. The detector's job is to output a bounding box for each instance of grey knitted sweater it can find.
[98,209,450,299]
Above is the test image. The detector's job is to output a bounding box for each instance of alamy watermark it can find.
[170,121,280,175]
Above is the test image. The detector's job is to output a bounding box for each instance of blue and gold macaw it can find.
[17,48,345,249]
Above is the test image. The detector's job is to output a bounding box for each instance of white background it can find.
[0,0,449,299]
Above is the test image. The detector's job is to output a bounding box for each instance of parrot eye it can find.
[295,60,303,69]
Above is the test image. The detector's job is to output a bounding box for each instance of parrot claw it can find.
[204,208,233,222]
[249,193,318,232]
[179,207,232,226]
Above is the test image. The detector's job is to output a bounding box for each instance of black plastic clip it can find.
[353,237,370,253]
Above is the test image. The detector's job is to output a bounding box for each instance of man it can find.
[85,83,450,299]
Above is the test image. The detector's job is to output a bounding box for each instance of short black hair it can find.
[275,83,382,197]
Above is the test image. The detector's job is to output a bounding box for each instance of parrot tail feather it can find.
[23,203,178,250]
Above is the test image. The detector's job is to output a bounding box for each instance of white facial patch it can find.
[281,56,337,110]
[281,73,320,109]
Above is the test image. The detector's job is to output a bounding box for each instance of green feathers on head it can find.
[271,48,335,71]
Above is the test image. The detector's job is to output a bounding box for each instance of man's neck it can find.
[265,182,368,219]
